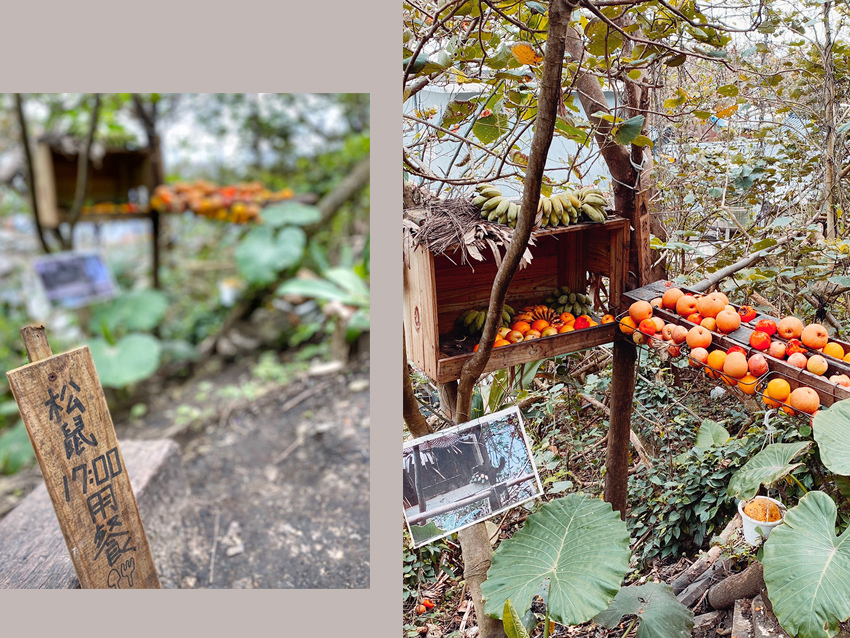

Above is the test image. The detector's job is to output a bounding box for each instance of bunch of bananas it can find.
[472,185,521,227]
[512,305,560,325]
[471,184,609,229]
[539,187,608,227]
[456,304,515,336]
[545,286,594,317]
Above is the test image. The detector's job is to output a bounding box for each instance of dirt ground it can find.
[0,351,370,589]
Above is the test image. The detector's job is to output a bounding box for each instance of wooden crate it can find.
[33,141,155,228]
[404,216,629,383]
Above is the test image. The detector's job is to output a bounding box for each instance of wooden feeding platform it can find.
[623,280,850,408]
[404,214,628,383]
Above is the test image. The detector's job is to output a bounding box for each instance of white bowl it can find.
[738,496,785,545]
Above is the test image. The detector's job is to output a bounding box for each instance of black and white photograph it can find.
[403,406,541,547]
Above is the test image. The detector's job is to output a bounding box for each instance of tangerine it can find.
[531,319,550,333]
[738,373,759,395]
[706,350,727,379]
[823,342,845,359]
[619,317,637,335]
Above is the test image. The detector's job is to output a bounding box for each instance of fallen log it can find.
[671,514,741,594]
[708,562,765,610]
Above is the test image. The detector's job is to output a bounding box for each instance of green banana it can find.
[482,196,504,212]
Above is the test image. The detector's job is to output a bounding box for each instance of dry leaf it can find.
[511,43,543,65]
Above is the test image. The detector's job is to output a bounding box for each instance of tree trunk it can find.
[403,331,432,438]
[823,0,837,239]
[63,93,101,249]
[14,94,51,254]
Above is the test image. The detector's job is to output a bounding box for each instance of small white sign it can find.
[33,251,117,309]
[403,406,543,548]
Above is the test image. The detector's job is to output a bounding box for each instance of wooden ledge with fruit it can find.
[404,192,628,383]
[622,280,850,412]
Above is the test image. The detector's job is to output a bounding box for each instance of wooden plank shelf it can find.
[623,281,850,408]
[405,215,628,383]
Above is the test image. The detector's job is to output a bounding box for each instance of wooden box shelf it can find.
[404,216,629,383]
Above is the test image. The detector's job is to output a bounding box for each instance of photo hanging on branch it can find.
[403,406,542,548]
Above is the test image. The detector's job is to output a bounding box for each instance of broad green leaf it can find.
[503,600,532,638]
[694,110,712,119]
[752,237,778,252]
[763,491,850,638]
[236,226,306,286]
[614,115,645,145]
[88,333,162,388]
[594,583,694,638]
[812,400,850,475]
[525,1,547,15]
[486,46,515,70]
[665,53,687,67]
[717,84,740,97]
[482,494,630,624]
[261,202,321,227]
[277,278,351,303]
[89,289,168,335]
[726,442,810,500]
[441,100,477,129]
[631,134,653,148]
[473,112,510,145]
[695,419,730,450]
[0,421,35,474]
[627,69,642,80]
[409,520,445,546]
[584,20,624,57]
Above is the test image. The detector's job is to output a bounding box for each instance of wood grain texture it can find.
[6,346,160,588]
[21,325,52,362]
[0,439,189,589]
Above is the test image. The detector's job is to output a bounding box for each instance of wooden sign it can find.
[6,326,160,588]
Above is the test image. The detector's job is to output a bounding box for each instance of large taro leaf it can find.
[812,400,850,475]
[89,288,168,335]
[482,493,630,624]
[695,419,731,450]
[261,202,321,228]
[87,334,162,389]
[726,441,810,500]
[763,491,850,638]
[503,600,531,638]
[235,225,306,286]
[594,583,694,638]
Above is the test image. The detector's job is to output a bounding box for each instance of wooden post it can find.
[604,336,638,518]
[6,326,160,588]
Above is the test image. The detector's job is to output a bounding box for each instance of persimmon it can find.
[689,347,709,367]
[749,331,771,351]
[601,314,615,324]
[560,312,575,324]
[506,330,524,343]
[755,319,777,336]
[628,300,653,323]
[494,338,510,347]
[785,339,807,356]
[723,352,749,379]
[687,313,704,324]
[575,316,592,330]
[558,324,575,333]
[511,321,531,335]
[728,345,747,356]
[738,305,757,322]
[700,317,717,331]
[807,354,828,376]
[531,319,550,333]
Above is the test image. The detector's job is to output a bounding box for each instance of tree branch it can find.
[14,94,51,253]
[64,94,101,245]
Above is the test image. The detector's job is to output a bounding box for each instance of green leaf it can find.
[812,400,850,475]
[763,491,850,638]
[614,115,645,145]
[752,237,778,252]
[503,600,532,638]
[594,583,694,638]
[695,419,730,450]
[665,53,687,67]
[0,421,35,474]
[409,520,446,546]
[261,203,321,227]
[87,333,162,389]
[694,110,712,120]
[631,134,653,148]
[584,19,624,56]
[717,84,740,97]
[726,442,810,500]
[525,1,547,15]
[473,112,510,145]
[89,289,168,335]
[482,494,631,624]
[236,226,306,286]
[486,46,515,70]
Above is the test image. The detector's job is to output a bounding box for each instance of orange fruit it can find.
[676,295,699,317]
[700,317,717,331]
[506,330,524,343]
[766,378,791,402]
[715,309,741,334]
[511,321,531,335]
[738,374,758,395]
[697,295,725,319]
[531,319,550,332]
[560,312,575,324]
[628,300,653,323]
[494,338,510,347]
[558,324,575,333]
[661,287,684,310]
[723,352,749,380]
[801,324,829,349]
[601,314,615,324]
[706,350,727,379]
[619,316,638,335]
[823,342,845,359]
[686,325,712,349]
[788,387,819,414]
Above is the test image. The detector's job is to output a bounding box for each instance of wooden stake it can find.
[604,336,637,518]
[6,326,160,588]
